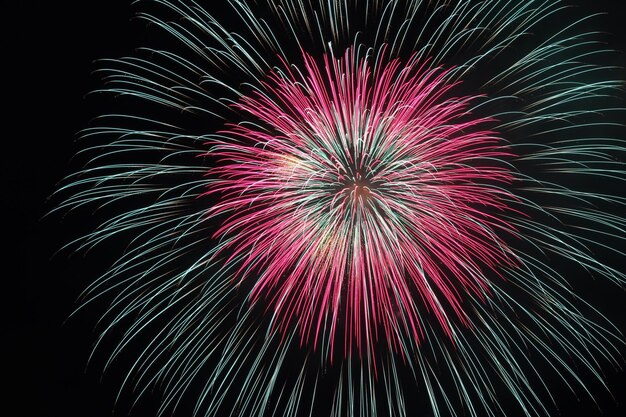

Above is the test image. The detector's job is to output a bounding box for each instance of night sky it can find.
[7,1,626,417]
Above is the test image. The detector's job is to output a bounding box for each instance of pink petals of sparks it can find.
[204,48,518,360]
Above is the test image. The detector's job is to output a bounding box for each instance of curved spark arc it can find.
[54,1,626,417]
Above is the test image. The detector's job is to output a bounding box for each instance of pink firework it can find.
[205,47,519,360]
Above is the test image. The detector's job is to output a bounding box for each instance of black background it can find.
[5,1,626,416]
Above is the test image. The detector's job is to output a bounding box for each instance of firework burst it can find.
[56,1,625,416]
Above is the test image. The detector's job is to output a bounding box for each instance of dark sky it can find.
[6,1,626,417]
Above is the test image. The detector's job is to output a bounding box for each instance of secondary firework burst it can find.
[56,1,626,417]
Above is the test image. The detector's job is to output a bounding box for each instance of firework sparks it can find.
[56,1,625,417]
[207,47,518,360]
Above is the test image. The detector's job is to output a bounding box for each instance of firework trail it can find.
[56,1,625,416]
